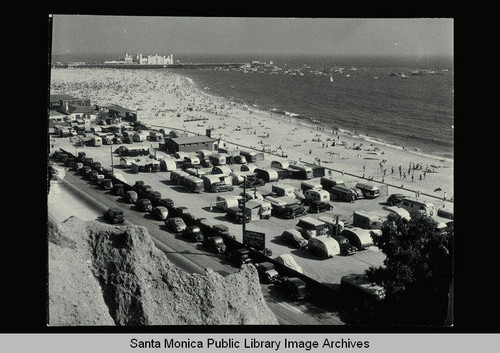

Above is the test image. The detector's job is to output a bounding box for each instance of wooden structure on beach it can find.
[162,135,217,154]
[96,104,137,122]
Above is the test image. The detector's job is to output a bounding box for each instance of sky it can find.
[50,15,453,59]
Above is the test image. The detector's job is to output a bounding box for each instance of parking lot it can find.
[50,135,398,286]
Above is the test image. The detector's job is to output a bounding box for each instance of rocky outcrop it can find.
[48,217,278,326]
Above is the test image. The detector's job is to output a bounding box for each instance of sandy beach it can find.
[50,68,454,205]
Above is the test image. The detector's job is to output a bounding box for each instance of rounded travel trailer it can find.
[329,185,357,202]
[307,236,341,258]
[215,195,241,211]
[195,149,214,161]
[254,168,279,182]
[159,158,177,171]
[295,216,328,240]
[209,153,227,166]
[400,197,436,218]
[184,155,201,166]
[233,155,247,164]
[239,163,257,172]
[300,179,323,192]
[170,170,190,184]
[352,210,384,230]
[288,164,313,180]
[340,227,374,250]
[271,160,290,169]
[212,165,233,176]
[304,189,330,203]
[272,183,296,198]
[355,182,380,199]
[382,206,412,220]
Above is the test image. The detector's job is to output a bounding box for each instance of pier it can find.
[53,62,248,69]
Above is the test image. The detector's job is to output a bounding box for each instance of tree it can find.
[366,213,453,325]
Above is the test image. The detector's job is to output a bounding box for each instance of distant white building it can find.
[124,53,133,63]
[135,52,173,65]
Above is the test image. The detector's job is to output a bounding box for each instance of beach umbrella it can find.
[434,187,442,192]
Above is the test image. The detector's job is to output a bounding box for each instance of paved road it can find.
[48,165,345,325]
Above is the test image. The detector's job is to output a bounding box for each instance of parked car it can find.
[81,166,92,176]
[225,247,253,266]
[125,190,139,204]
[306,200,333,213]
[241,175,266,188]
[161,198,175,209]
[387,193,405,206]
[112,183,125,196]
[146,190,162,201]
[165,217,187,233]
[183,225,204,242]
[281,229,308,249]
[77,151,86,161]
[89,170,99,181]
[201,159,213,168]
[175,206,191,216]
[274,254,303,274]
[138,184,152,193]
[136,198,153,212]
[275,276,309,300]
[212,224,234,239]
[225,207,250,224]
[99,178,113,190]
[203,236,227,254]
[103,208,125,224]
[151,206,169,220]
[255,262,280,284]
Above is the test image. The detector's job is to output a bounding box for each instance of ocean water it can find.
[52,53,454,158]
[171,55,454,159]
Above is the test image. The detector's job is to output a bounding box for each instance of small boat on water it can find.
[330,74,334,82]
[400,73,409,79]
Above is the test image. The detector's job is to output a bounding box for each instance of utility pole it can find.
[110,145,114,175]
[242,175,247,235]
